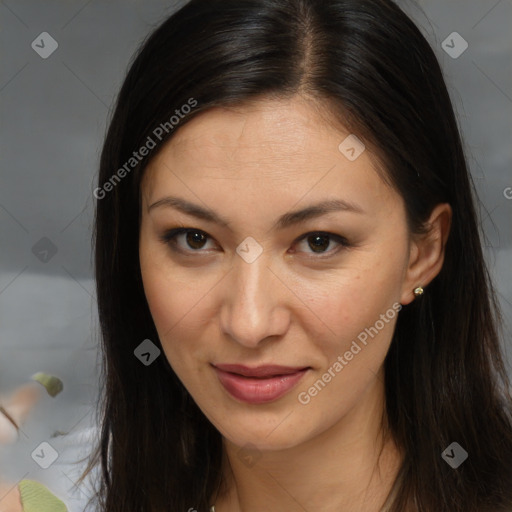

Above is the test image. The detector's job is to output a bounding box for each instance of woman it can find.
[80,0,512,510]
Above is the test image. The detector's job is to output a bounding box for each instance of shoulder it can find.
[18,479,68,512]
[0,479,70,512]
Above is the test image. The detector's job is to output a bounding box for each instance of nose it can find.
[220,253,291,348]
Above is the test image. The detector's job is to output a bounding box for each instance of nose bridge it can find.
[236,251,271,307]
[221,249,287,347]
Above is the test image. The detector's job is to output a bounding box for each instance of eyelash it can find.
[158,227,351,259]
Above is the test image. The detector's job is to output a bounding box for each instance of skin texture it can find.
[139,95,451,511]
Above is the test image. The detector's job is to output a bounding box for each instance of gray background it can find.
[0,0,511,510]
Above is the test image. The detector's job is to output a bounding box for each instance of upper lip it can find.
[213,363,309,378]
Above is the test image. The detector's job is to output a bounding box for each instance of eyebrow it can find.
[147,195,366,231]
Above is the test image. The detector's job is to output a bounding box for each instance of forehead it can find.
[150,97,350,172]
[141,96,395,215]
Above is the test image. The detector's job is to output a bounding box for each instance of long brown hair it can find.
[79,1,512,510]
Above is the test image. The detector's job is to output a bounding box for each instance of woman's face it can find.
[139,96,416,450]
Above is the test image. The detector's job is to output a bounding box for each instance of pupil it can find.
[309,234,329,253]
[187,231,206,249]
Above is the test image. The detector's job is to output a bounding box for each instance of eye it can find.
[293,231,350,258]
[159,228,351,258]
[159,228,216,253]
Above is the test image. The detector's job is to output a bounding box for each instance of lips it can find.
[213,363,310,404]
[214,363,308,378]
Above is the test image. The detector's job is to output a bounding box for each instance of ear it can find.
[400,203,452,305]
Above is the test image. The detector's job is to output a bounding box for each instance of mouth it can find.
[212,363,310,404]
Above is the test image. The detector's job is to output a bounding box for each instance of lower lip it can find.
[214,367,309,404]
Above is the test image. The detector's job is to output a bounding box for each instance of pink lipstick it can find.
[213,364,309,404]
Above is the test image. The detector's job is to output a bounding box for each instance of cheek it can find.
[293,276,401,422]
[291,251,405,373]
[141,271,199,344]
[300,263,403,335]
[140,231,197,332]
[139,243,218,371]
[142,275,204,381]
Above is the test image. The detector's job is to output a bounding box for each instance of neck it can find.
[213,369,403,512]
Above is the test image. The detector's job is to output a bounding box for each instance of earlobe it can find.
[400,203,452,305]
